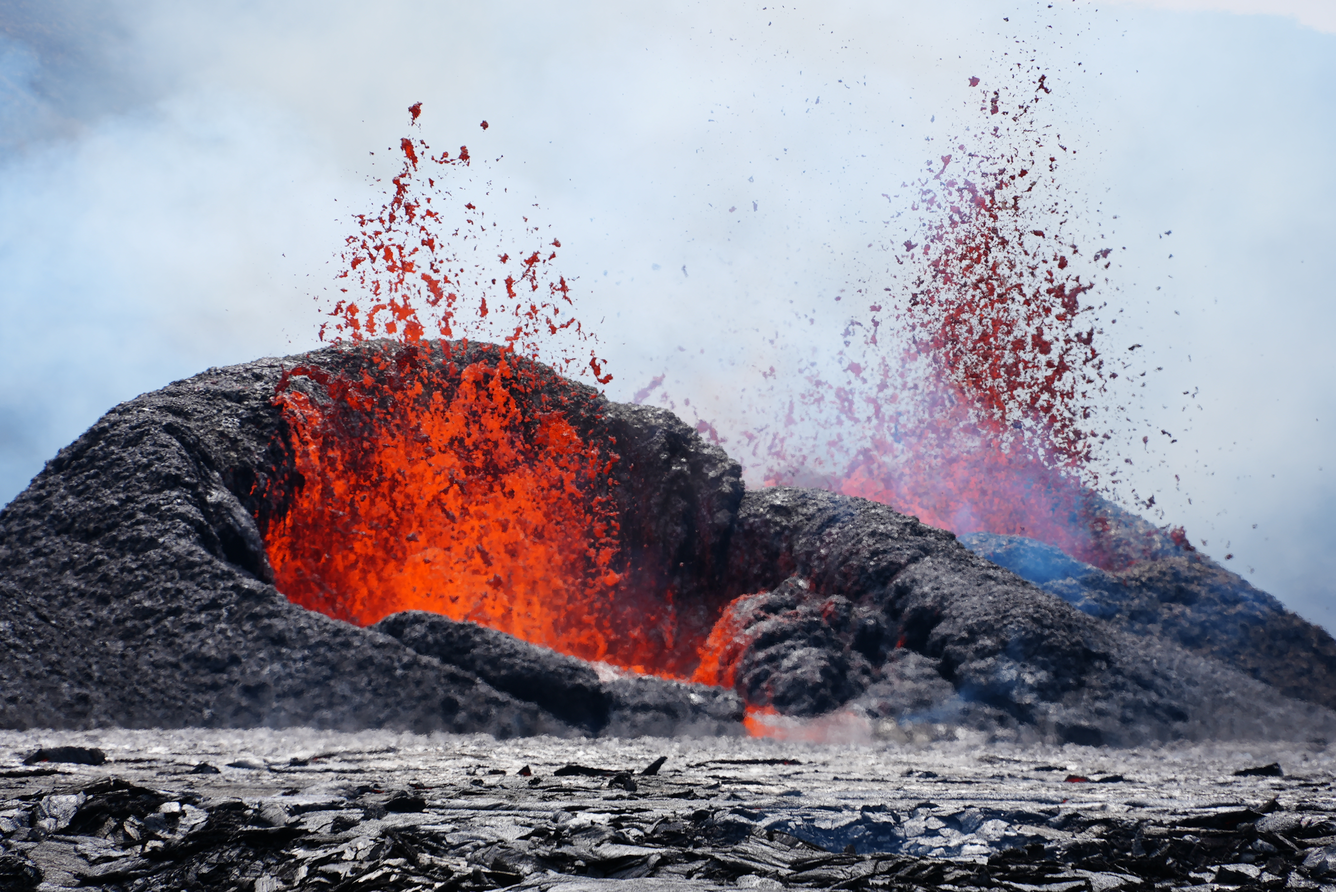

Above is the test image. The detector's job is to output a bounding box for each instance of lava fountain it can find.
[746,73,1172,571]
[265,349,619,650]
[258,81,1177,703]
[259,109,727,679]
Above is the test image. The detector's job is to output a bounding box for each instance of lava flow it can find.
[265,345,622,652]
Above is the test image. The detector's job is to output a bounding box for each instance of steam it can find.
[1091,0,1336,34]
[0,1,1333,627]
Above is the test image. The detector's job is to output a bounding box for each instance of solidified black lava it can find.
[716,486,1336,742]
[373,612,744,738]
[8,755,1336,892]
[962,532,1336,710]
[0,340,1333,742]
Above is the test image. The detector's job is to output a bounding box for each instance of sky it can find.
[1,0,1332,628]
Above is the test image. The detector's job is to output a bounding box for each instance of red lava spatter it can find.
[747,74,1158,570]
[264,344,717,676]
[261,107,718,677]
[320,105,610,384]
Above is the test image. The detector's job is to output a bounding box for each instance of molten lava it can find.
[263,342,728,677]
[266,346,619,645]
[688,593,756,689]
[263,107,717,679]
[749,73,1160,570]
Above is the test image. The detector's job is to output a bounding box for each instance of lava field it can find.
[3,729,1336,891]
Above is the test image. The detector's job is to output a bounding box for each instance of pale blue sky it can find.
[1,0,1332,627]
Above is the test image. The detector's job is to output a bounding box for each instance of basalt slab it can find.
[0,340,1333,743]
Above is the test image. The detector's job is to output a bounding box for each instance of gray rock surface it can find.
[2,729,1335,892]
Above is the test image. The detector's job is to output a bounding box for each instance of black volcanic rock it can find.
[961,532,1336,711]
[374,612,614,731]
[718,487,1336,742]
[0,341,742,736]
[8,734,1336,892]
[598,401,745,639]
[21,746,105,766]
[374,611,744,736]
[0,339,1333,742]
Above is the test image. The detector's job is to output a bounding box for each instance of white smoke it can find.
[0,0,1333,628]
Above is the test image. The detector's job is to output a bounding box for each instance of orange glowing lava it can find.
[263,343,729,677]
[742,706,783,737]
[262,107,713,676]
[688,593,756,688]
[265,346,623,651]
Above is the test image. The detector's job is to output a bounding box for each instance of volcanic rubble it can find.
[2,729,1336,891]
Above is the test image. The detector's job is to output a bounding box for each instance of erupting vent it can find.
[253,82,1176,710]
[266,352,612,639]
[253,107,732,680]
[6,90,1335,744]
[262,344,728,679]
[754,74,1159,571]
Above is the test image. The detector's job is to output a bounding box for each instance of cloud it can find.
[1088,0,1336,34]
[0,0,153,148]
[0,0,1332,631]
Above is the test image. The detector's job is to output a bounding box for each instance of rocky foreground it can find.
[1,340,1334,744]
[3,730,1336,892]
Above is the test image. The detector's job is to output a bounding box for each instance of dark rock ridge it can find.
[0,339,1333,742]
[0,341,741,737]
[961,532,1336,711]
[716,487,1335,743]
[373,613,743,738]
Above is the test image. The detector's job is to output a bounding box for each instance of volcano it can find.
[1,339,1333,744]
